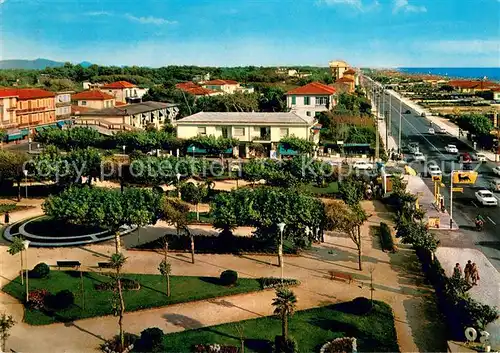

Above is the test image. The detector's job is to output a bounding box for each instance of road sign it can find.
[452,187,464,192]
[432,175,442,182]
[452,171,478,184]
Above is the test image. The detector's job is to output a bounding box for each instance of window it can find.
[304,96,310,105]
[306,111,311,117]
[197,127,207,135]
[315,96,328,105]
[81,101,87,106]
[291,95,296,105]
[234,127,245,136]
[280,128,289,137]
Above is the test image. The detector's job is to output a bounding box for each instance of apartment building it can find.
[72,90,116,110]
[200,79,254,94]
[285,82,336,117]
[176,111,319,158]
[55,91,74,120]
[101,81,148,103]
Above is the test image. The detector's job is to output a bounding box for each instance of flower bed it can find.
[257,277,300,289]
[94,278,141,291]
[320,337,357,353]
[193,344,238,353]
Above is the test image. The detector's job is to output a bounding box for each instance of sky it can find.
[0,0,499,67]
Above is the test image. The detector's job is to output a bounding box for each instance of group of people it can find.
[453,260,480,286]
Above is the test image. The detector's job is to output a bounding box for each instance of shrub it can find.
[350,297,372,315]
[193,344,238,353]
[321,337,357,353]
[94,279,141,291]
[379,222,395,252]
[220,270,238,286]
[137,327,164,352]
[275,335,298,353]
[258,277,300,289]
[50,290,74,310]
[29,263,50,279]
[27,289,49,309]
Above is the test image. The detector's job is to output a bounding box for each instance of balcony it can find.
[252,134,271,141]
[16,106,51,114]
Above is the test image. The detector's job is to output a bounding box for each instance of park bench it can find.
[328,270,352,284]
[56,261,81,270]
[97,262,114,270]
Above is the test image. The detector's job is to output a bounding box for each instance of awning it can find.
[343,143,371,147]
[35,126,45,132]
[20,129,29,137]
[279,144,298,156]
[7,133,23,141]
[187,145,232,154]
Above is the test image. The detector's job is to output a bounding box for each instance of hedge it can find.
[379,222,395,252]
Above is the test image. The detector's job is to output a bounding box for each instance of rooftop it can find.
[177,111,315,125]
[202,79,239,85]
[101,81,137,89]
[0,88,55,99]
[448,80,499,90]
[76,101,177,116]
[336,77,355,83]
[344,69,356,75]
[285,81,336,95]
[176,82,217,96]
[72,90,115,101]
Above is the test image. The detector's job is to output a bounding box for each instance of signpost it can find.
[450,171,478,229]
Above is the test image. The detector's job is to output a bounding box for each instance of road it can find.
[370,84,500,270]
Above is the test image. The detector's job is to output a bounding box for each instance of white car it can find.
[445,144,458,154]
[408,142,419,154]
[413,152,426,162]
[352,161,373,170]
[493,166,500,176]
[475,189,498,206]
[475,153,487,162]
[428,128,435,134]
[427,164,442,178]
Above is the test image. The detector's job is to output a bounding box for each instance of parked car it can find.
[473,152,487,162]
[445,144,458,154]
[427,164,442,178]
[413,152,426,162]
[436,126,447,134]
[404,109,411,114]
[489,179,500,192]
[475,189,498,206]
[459,152,472,163]
[352,161,373,170]
[408,142,419,153]
[493,166,500,176]
[428,128,435,135]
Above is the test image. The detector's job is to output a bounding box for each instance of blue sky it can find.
[0,0,499,67]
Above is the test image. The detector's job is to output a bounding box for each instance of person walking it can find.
[464,260,472,284]
[3,211,10,225]
[452,263,462,279]
[471,263,480,286]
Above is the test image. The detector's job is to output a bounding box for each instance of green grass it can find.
[2,270,263,326]
[23,216,107,238]
[187,211,214,224]
[304,181,339,195]
[159,300,399,352]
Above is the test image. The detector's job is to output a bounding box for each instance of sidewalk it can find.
[405,175,458,230]
[370,96,399,152]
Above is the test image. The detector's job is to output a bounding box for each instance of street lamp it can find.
[316,227,322,243]
[23,169,28,198]
[277,222,286,282]
[122,145,126,154]
[176,173,181,198]
[23,240,30,303]
[191,146,196,158]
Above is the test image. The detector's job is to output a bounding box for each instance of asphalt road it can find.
[381,90,500,270]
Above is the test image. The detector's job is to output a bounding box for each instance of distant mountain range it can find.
[0,58,93,70]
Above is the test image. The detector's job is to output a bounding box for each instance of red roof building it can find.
[344,68,356,75]
[448,80,499,91]
[72,90,115,101]
[285,81,336,95]
[0,88,55,99]
[101,81,137,89]
[176,82,218,96]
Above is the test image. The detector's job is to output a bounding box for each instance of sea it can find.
[397,67,500,82]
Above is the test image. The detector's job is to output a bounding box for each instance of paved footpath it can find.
[1,201,446,352]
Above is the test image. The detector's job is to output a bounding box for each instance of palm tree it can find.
[271,287,297,340]
[7,236,25,284]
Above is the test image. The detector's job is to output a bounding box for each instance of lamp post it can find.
[23,240,30,303]
[176,173,181,198]
[277,222,286,282]
[122,145,126,154]
[316,226,322,243]
[191,146,196,158]
[23,169,28,198]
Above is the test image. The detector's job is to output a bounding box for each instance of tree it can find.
[160,198,195,263]
[258,87,287,112]
[0,312,15,352]
[279,136,315,155]
[158,260,172,297]
[0,129,6,149]
[339,176,364,207]
[180,182,207,221]
[272,286,297,340]
[0,151,29,201]
[7,236,25,285]
[110,252,127,352]
[325,200,367,270]
[188,135,239,158]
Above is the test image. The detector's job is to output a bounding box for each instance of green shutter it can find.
[304,97,310,105]
[292,95,296,104]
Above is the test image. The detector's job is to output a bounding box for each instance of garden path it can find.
[0,201,446,352]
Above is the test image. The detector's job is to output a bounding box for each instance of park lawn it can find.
[187,211,213,224]
[2,270,262,326]
[159,300,399,352]
[304,181,339,196]
[23,216,107,237]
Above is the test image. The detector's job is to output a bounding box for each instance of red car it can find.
[459,152,471,163]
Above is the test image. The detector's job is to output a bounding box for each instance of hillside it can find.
[0,58,64,70]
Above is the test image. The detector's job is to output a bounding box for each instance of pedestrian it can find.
[464,260,472,284]
[4,211,9,225]
[452,263,462,279]
[471,263,480,286]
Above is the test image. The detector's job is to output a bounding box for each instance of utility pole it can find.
[398,97,402,154]
[382,88,388,151]
[375,89,380,161]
